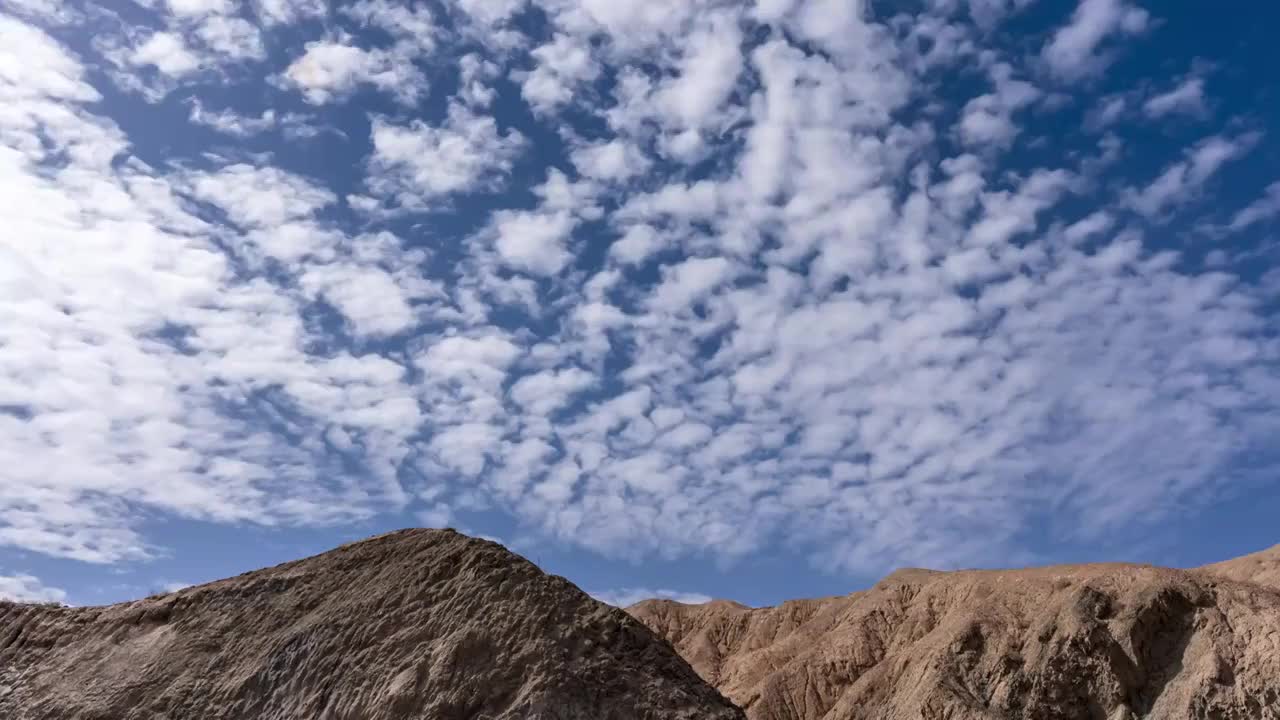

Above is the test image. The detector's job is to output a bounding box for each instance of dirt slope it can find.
[0,529,743,720]
[629,554,1280,720]
[1199,543,1280,591]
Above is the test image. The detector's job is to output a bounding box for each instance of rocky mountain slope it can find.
[0,529,743,720]
[629,546,1280,720]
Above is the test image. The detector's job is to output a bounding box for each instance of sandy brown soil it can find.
[1200,544,1280,591]
[0,529,743,720]
[629,546,1280,720]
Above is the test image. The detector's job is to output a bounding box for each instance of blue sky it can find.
[1,0,1279,609]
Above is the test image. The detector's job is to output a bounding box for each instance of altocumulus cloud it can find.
[590,588,715,609]
[0,573,66,604]
[0,0,1278,584]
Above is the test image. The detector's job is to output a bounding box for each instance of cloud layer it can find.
[590,587,715,608]
[1,1,1278,580]
[0,573,66,604]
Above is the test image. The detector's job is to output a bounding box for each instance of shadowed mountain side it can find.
[0,529,744,720]
[629,551,1280,720]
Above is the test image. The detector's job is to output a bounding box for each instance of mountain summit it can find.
[0,529,743,720]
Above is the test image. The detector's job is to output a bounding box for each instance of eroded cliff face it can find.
[629,548,1280,720]
[0,529,743,720]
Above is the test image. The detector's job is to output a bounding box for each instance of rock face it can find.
[629,547,1280,720]
[0,529,744,720]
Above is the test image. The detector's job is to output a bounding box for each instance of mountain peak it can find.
[0,529,743,720]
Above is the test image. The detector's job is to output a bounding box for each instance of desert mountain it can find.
[0,529,744,720]
[629,546,1280,720]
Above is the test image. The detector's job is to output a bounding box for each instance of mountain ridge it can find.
[5,532,1277,719]
[628,544,1280,719]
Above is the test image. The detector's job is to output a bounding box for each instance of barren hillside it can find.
[1200,544,1280,591]
[629,548,1280,720]
[0,529,743,720]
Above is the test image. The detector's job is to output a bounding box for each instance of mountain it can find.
[0,529,743,720]
[628,548,1280,720]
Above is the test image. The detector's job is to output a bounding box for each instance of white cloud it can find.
[417,504,452,528]
[418,334,522,389]
[366,103,525,208]
[1042,0,1149,80]
[492,210,575,276]
[611,224,664,265]
[0,573,67,603]
[1228,181,1280,232]
[166,0,233,18]
[284,40,427,105]
[510,367,596,415]
[1143,76,1207,119]
[590,587,714,608]
[658,421,713,450]
[342,0,438,52]
[406,2,1280,578]
[654,12,743,130]
[648,256,735,312]
[0,18,426,562]
[957,63,1040,148]
[457,53,500,107]
[131,31,202,77]
[430,423,502,476]
[1,0,81,24]
[0,15,99,103]
[414,331,523,478]
[188,100,276,136]
[1127,133,1258,218]
[1063,210,1115,244]
[309,233,440,338]
[4,2,1280,591]
[195,15,265,60]
[254,0,325,25]
[454,0,525,26]
[752,0,794,24]
[185,163,335,229]
[519,33,599,114]
[1085,93,1128,130]
[570,139,650,182]
[964,0,1036,28]
[555,0,696,50]
[93,11,265,100]
[301,262,418,338]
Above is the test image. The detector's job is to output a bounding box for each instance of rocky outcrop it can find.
[629,548,1280,719]
[0,529,744,720]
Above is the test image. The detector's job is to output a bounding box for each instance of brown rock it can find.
[0,529,743,720]
[629,552,1280,719]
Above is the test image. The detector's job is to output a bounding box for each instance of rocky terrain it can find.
[628,546,1280,720]
[5,529,1277,720]
[0,529,743,720]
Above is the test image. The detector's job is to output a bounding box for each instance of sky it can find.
[1,0,1279,609]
